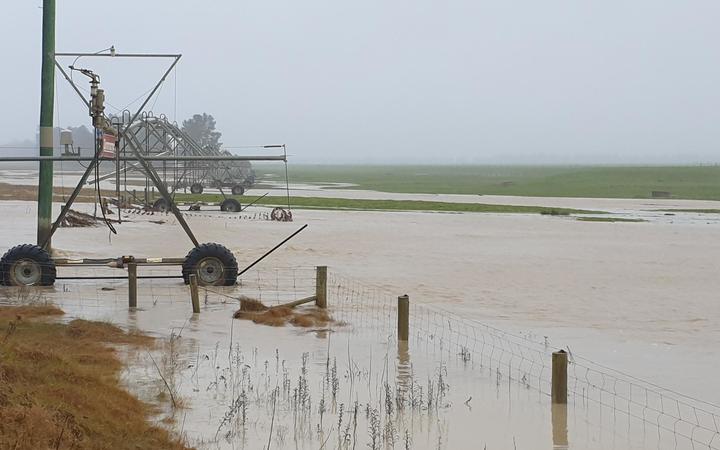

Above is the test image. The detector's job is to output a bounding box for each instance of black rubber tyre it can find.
[182,243,238,286]
[271,207,286,221]
[0,244,56,286]
[190,183,204,194]
[153,198,169,212]
[231,185,245,196]
[220,198,241,213]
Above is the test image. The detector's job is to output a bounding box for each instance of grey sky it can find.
[1,1,719,164]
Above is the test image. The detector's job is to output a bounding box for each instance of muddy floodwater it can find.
[1,193,719,449]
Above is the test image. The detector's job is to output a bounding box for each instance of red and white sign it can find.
[100,133,116,158]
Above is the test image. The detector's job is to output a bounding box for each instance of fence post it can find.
[551,350,568,404]
[128,262,137,308]
[398,294,409,342]
[189,274,200,314]
[552,403,569,448]
[315,266,327,309]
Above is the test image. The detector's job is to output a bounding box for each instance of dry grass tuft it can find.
[237,296,269,312]
[66,319,152,345]
[0,305,190,450]
[290,309,332,328]
[233,298,334,328]
[0,305,63,321]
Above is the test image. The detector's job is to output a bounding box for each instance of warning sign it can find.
[100,133,116,158]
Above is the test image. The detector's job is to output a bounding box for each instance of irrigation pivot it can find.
[0,50,289,287]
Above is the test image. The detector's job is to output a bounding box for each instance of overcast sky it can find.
[1,1,719,164]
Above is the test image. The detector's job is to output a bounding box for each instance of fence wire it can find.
[1,264,718,449]
[326,269,720,450]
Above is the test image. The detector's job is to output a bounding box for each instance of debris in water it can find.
[233,297,334,328]
[60,209,99,227]
[237,296,268,312]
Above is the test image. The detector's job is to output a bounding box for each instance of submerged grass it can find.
[655,209,720,214]
[0,305,189,450]
[576,217,647,223]
[177,193,601,215]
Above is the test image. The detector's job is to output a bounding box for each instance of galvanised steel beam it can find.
[0,155,286,162]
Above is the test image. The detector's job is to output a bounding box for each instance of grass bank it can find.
[656,209,720,214]
[0,182,603,215]
[576,217,647,223]
[255,164,720,200]
[0,305,188,450]
[176,193,602,215]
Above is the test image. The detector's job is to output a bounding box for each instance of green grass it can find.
[175,193,602,215]
[655,209,720,214]
[254,164,720,200]
[576,217,647,223]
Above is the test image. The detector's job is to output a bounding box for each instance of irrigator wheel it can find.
[271,207,286,221]
[0,244,56,286]
[190,183,204,195]
[152,198,169,212]
[182,243,238,286]
[231,185,245,196]
[220,198,241,213]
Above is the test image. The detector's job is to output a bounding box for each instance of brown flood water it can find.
[0,198,719,448]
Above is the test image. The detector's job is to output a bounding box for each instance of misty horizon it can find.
[1,1,719,165]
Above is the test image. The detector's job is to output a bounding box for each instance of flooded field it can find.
[1,196,719,449]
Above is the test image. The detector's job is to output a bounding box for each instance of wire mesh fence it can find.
[325,269,720,450]
[567,354,720,449]
[235,266,316,305]
[1,264,718,449]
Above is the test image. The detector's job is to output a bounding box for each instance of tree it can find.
[181,113,222,149]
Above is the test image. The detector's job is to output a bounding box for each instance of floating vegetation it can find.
[232,297,335,328]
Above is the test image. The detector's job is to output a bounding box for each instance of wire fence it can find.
[567,354,720,449]
[235,265,316,305]
[326,269,720,450]
[1,264,718,449]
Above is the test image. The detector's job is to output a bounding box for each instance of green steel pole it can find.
[37,0,55,249]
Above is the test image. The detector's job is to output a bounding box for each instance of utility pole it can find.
[37,0,55,249]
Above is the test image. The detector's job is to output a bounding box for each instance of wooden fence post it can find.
[398,295,409,342]
[189,274,200,314]
[128,262,137,308]
[315,266,327,309]
[552,403,569,448]
[552,350,568,404]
